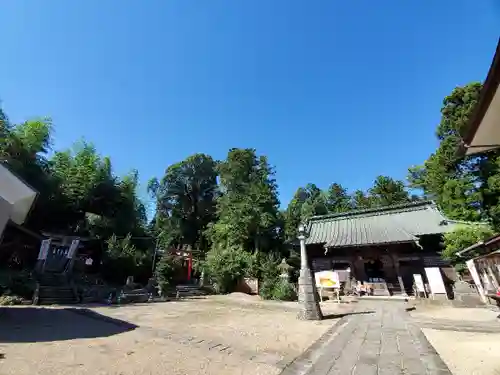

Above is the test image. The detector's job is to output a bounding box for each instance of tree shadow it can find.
[322,310,375,320]
[0,306,137,343]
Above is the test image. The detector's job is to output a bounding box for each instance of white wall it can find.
[0,164,37,225]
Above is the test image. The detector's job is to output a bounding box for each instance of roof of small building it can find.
[457,233,500,258]
[462,38,500,155]
[305,201,465,248]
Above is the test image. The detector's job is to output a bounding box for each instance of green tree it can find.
[209,148,280,253]
[155,254,182,293]
[283,187,309,241]
[300,183,328,219]
[203,246,252,293]
[442,226,494,274]
[325,183,352,213]
[49,141,146,237]
[408,83,484,221]
[368,176,411,207]
[351,190,373,209]
[149,153,218,252]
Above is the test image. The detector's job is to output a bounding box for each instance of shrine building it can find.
[304,201,469,295]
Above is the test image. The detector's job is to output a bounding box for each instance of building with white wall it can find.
[0,163,38,241]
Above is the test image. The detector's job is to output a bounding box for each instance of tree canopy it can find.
[2,78,498,284]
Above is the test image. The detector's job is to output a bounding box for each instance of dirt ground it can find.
[410,306,500,375]
[3,297,498,375]
[410,305,500,322]
[424,329,500,375]
[0,294,348,375]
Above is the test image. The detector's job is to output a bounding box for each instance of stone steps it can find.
[37,286,79,305]
[34,272,79,305]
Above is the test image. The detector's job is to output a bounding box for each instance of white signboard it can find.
[37,239,51,260]
[66,239,80,259]
[413,274,425,293]
[335,270,350,282]
[424,267,447,296]
[314,271,340,289]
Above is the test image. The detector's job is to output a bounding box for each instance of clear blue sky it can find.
[1,1,499,212]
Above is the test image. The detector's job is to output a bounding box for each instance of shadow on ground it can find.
[0,307,137,343]
[323,310,375,320]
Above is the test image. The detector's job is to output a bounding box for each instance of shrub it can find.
[0,295,23,306]
[257,254,297,301]
[101,234,150,285]
[8,275,35,299]
[259,253,280,281]
[259,279,276,300]
[204,246,251,293]
[272,279,297,301]
[155,254,182,293]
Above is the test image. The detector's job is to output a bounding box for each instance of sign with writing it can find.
[314,271,340,289]
[413,274,425,293]
[424,267,447,296]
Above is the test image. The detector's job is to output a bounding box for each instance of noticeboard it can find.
[424,267,447,296]
[413,274,425,293]
[314,270,340,289]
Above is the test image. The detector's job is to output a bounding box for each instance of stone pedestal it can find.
[297,268,323,320]
[453,280,484,307]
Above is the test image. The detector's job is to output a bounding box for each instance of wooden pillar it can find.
[390,251,408,296]
[486,260,499,289]
[187,251,192,282]
[352,253,367,281]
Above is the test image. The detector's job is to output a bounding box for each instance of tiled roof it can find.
[305,201,460,248]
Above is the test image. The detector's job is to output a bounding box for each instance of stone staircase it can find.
[33,272,79,305]
[174,284,212,299]
[387,278,413,296]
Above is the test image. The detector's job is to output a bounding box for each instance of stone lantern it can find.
[278,258,292,282]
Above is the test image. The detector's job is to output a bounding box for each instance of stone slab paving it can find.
[281,301,452,375]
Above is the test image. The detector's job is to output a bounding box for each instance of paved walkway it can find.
[282,302,452,375]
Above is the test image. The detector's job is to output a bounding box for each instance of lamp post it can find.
[297,224,323,320]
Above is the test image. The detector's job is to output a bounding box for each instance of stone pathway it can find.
[282,302,452,375]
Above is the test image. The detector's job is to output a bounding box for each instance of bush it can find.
[258,254,297,301]
[155,254,182,293]
[259,253,280,281]
[204,246,251,294]
[259,279,276,300]
[101,234,150,285]
[272,279,297,301]
[8,275,35,299]
[0,295,24,306]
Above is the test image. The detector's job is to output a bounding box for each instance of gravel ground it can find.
[0,295,347,375]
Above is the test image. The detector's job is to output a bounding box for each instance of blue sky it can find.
[1,1,499,212]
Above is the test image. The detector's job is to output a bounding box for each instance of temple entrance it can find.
[364,258,385,280]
